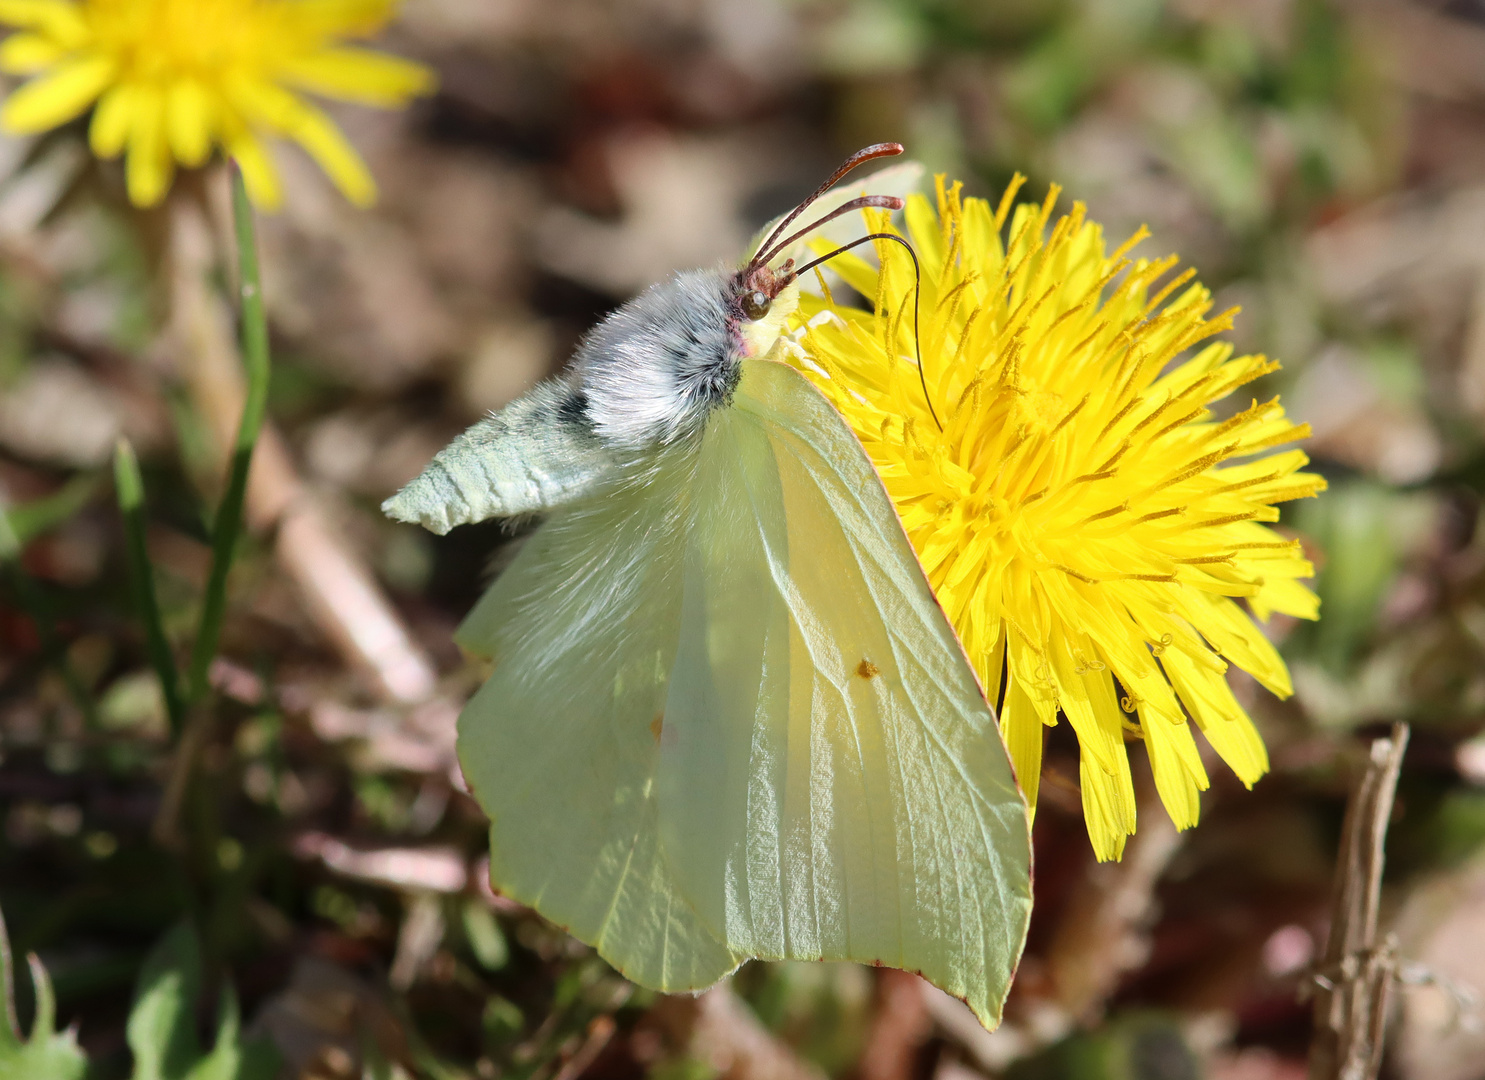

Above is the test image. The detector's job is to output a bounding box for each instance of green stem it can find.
[113,439,185,736]
[185,164,271,704]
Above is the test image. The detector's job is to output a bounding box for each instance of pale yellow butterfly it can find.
[384,145,1032,1029]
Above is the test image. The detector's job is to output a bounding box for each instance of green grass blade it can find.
[4,475,100,547]
[1,901,19,1043]
[24,954,56,1040]
[185,163,272,704]
[0,499,20,564]
[114,439,185,737]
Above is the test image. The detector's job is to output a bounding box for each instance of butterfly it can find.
[384,144,1032,1029]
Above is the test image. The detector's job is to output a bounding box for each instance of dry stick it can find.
[1308,723,1410,1080]
[549,1015,617,1080]
[857,969,933,1080]
[649,986,825,1080]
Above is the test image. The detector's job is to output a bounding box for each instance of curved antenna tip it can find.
[751,144,910,271]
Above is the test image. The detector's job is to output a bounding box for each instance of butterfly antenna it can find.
[790,232,942,432]
[756,195,903,268]
[750,143,904,270]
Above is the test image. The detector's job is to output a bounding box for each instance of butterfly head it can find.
[571,143,917,451]
[732,263,800,360]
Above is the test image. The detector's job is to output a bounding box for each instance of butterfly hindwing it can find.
[656,359,1032,1028]
[454,441,741,992]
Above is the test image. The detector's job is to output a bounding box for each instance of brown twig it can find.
[550,1015,617,1080]
[1307,723,1410,1080]
[856,970,933,1080]
[648,985,824,1080]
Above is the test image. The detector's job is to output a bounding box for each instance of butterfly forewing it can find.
[656,359,1031,1028]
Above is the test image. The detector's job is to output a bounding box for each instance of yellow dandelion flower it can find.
[792,177,1326,861]
[0,0,435,209]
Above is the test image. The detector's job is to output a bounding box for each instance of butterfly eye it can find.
[741,289,772,321]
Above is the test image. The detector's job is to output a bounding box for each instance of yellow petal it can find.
[280,99,376,206]
[903,192,946,275]
[806,240,879,302]
[227,77,375,206]
[220,114,282,210]
[1084,665,1137,832]
[1134,686,1208,831]
[280,46,436,107]
[166,78,214,167]
[89,81,135,157]
[1080,754,1132,862]
[1250,577,1320,622]
[288,0,398,36]
[1000,675,1045,816]
[0,0,88,45]
[0,52,113,133]
[223,74,295,128]
[1163,651,1269,787]
[1190,592,1292,697]
[974,625,1005,718]
[124,85,173,207]
[0,31,65,73]
[1049,643,1119,774]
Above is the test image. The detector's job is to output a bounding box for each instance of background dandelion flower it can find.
[0,0,435,208]
[794,177,1327,861]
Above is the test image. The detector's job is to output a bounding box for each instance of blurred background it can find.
[3,0,1485,1077]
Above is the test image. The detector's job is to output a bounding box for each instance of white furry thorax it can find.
[573,268,798,451]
